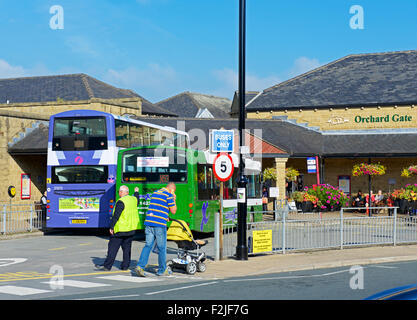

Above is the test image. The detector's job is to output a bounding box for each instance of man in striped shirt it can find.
[135,182,177,276]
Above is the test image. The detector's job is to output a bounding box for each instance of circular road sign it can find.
[213,153,234,182]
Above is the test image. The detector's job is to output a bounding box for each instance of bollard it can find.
[2,205,6,235]
[393,207,397,246]
[29,205,33,232]
[214,211,220,261]
[340,208,344,250]
[282,208,286,254]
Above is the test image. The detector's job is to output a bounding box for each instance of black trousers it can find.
[103,235,133,270]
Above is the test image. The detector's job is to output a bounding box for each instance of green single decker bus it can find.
[116,145,263,233]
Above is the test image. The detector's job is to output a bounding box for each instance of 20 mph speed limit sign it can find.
[213,153,234,182]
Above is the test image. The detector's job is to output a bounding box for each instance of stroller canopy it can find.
[167,219,193,241]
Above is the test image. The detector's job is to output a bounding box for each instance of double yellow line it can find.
[0,269,130,282]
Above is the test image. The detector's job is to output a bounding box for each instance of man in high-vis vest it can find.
[95,185,139,271]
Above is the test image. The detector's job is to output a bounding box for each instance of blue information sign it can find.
[211,130,234,153]
[307,157,317,173]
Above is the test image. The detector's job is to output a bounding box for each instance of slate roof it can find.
[230,91,260,115]
[8,122,49,155]
[129,92,177,117]
[8,117,417,158]
[247,50,417,111]
[156,92,232,118]
[0,73,176,117]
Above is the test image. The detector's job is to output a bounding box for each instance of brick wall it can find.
[248,105,417,131]
[0,99,142,203]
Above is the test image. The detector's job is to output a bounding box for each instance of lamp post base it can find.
[236,245,248,260]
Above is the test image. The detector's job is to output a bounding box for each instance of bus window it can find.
[122,148,187,183]
[115,120,130,148]
[130,123,144,147]
[52,166,108,184]
[197,164,220,200]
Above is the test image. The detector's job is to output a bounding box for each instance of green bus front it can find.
[116,146,263,233]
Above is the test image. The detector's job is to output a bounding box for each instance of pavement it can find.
[3,230,417,282]
[201,244,417,279]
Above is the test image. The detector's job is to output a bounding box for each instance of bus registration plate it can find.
[72,219,87,224]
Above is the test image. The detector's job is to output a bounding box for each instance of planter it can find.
[400,199,409,214]
[410,201,417,215]
[333,204,342,212]
[301,201,313,213]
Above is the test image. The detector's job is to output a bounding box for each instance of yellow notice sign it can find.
[252,230,272,253]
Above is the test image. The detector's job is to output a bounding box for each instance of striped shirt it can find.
[144,188,175,227]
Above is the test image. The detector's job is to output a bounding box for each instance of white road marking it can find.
[0,285,51,296]
[145,281,218,295]
[371,265,398,269]
[0,258,27,267]
[223,269,350,282]
[41,279,111,288]
[76,294,141,300]
[96,275,159,283]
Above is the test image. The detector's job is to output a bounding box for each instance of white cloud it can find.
[103,63,181,101]
[288,57,322,78]
[65,36,98,57]
[212,68,281,98]
[212,56,322,96]
[0,59,26,79]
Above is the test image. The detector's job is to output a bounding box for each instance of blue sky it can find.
[0,0,417,102]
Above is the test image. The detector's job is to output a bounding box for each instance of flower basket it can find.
[352,163,386,177]
[285,167,300,182]
[262,167,277,182]
[401,165,417,178]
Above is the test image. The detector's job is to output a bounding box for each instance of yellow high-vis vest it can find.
[113,195,139,233]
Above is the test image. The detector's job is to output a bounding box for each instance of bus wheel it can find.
[186,262,197,275]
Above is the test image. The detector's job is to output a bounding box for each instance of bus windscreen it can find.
[53,117,107,150]
[122,148,187,183]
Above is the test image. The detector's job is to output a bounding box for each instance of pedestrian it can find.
[40,191,48,228]
[262,187,268,213]
[95,185,139,271]
[135,182,177,277]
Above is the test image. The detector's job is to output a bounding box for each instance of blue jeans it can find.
[137,225,167,274]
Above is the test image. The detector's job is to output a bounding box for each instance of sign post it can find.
[213,152,234,261]
[236,0,248,260]
[307,156,320,185]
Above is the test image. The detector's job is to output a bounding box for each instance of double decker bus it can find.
[46,110,189,228]
[116,145,263,233]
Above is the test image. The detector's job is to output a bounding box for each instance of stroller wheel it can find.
[197,262,206,273]
[186,262,197,275]
[166,260,174,272]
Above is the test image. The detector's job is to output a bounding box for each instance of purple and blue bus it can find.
[46,109,188,228]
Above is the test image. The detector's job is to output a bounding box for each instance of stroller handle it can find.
[169,218,192,237]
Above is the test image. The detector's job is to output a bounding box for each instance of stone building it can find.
[231,50,417,197]
[1,73,175,203]
[156,91,232,118]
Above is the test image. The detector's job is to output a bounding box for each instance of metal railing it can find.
[0,202,45,235]
[213,205,414,260]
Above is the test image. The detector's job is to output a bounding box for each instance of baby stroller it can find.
[166,219,208,275]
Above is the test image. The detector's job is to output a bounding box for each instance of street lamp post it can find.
[236,0,248,260]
